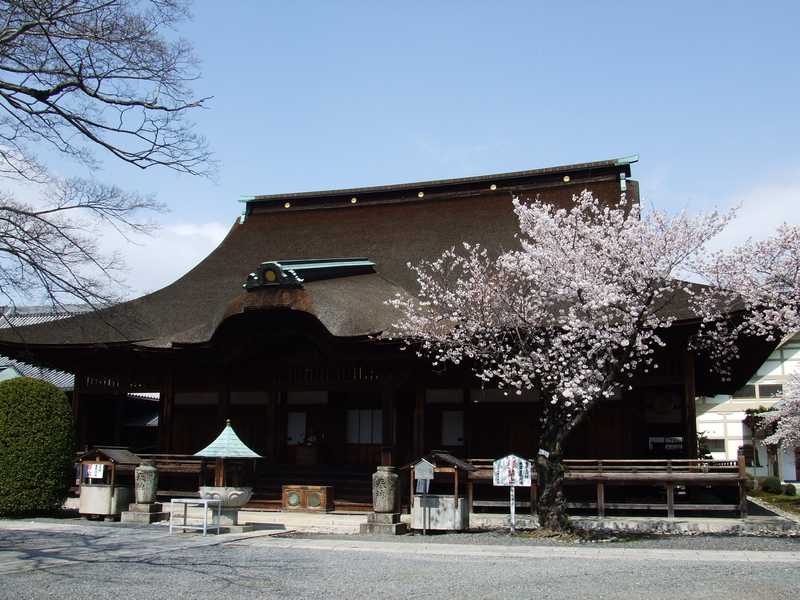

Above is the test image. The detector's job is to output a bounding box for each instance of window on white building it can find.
[758,384,783,399]
[732,385,756,399]
[706,439,725,453]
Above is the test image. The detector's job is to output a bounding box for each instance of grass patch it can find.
[750,490,800,516]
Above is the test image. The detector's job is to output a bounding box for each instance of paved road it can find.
[1,521,799,599]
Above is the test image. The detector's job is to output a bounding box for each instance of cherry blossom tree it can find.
[388,191,799,530]
[764,372,800,448]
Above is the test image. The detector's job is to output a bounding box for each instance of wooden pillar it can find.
[596,481,605,517]
[264,390,278,462]
[666,482,675,518]
[159,370,175,453]
[72,370,88,450]
[214,457,225,486]
[112,396,124,445]
[112,372,130,446]
[463,387,472,459]
[218,369,230,425]
[738,479,748,518]
[684,351,698,458]
[413,386,425,458]
[381,385,396,466]
[468,480,474,514]
[269,390,288,464]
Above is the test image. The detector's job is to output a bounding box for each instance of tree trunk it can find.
[535,441,569,531]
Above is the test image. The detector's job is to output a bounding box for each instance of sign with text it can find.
[493,454,531,487]
[86,463,105,479]
[414,459,435,481]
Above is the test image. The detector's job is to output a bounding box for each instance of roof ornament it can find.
[194,419,262,459]
[243,258,376,291]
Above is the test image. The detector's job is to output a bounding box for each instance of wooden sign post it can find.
[493,454,532,533]
[414,459,435,535]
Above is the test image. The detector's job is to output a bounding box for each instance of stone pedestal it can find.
[361,465,407,535]
[120,502,169,524]
[359,512,409,535]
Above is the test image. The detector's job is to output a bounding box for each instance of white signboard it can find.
[414,459,435,481]
[493,454,531,487]
[86,463,105,479]
[413,459,436,535]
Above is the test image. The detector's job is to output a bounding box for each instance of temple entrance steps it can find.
[250,464,375,511]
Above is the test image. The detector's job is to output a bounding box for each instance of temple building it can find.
[0,156,773,507]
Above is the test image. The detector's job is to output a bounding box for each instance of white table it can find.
[169,498,222,535]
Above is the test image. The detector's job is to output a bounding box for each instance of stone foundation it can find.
[359,512,408,535]
[120,502,169,524]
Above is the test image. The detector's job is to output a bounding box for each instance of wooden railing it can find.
[468,457,744,476]
[466,456,749,518]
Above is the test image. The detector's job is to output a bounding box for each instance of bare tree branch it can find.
[0,0,209,308]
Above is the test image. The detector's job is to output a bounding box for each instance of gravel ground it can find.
[286,529,800,551]
[2,534,799,600]
[1,522,799,599]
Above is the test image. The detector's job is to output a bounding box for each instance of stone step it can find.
[120,511,170,524]
[127,502,164,513]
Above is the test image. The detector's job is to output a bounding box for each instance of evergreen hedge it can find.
[760,475,783,495]
[0,377,74,515]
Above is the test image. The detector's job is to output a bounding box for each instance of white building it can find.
[696,334,799,483]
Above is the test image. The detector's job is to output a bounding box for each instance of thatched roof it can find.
[0,157,636,351]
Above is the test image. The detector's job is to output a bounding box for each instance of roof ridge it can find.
[243,155,639,203]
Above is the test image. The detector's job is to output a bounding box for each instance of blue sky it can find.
[87,1,800,294]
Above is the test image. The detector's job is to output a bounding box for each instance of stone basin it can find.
[198,486,253,508]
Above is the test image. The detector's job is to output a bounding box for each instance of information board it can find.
[493,454,531,487]
[86,463,105,479]
[414,459,435,481]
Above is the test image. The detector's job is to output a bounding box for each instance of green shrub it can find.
[783,483,797,497]
[0,377,74,515]
[761,476,783,494]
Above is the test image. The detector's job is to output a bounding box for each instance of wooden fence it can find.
[466,457,748,518]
